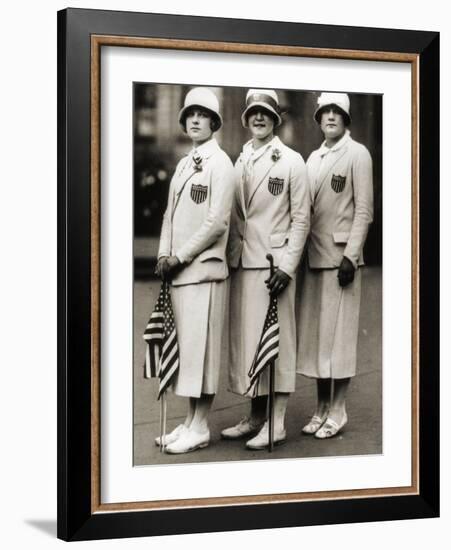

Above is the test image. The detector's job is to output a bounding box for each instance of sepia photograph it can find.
[56,6,439,541]
[133,83,383,466]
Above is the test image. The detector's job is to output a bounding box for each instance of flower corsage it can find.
[192,152,203,172]
[271,148,281,162]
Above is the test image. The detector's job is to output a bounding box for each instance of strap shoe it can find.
[301,411,328,435]
[314,413,348,439]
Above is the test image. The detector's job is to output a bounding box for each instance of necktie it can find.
[192,150,202,171]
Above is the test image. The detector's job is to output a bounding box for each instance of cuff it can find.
[343,253,358,270]
[277,260,294,280]
[175,251,190,264]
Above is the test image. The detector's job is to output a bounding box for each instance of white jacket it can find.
[158,138,235,286]
[227,136,310,278]
[306,131,373,269]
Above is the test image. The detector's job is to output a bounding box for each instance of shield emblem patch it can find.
[331,174,346,193]
[190,184,208,204]
[268,177,284,196]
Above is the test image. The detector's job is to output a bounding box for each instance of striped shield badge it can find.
[190,183,208,204]
[331,174,346,193]
[268,177,284,196]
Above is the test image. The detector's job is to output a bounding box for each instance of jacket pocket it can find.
[269,232,288,248]
[199,250,224,263]
[332,232,350,244]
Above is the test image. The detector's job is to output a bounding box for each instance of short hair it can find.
[181,106,221,133]
[316,105,351,127]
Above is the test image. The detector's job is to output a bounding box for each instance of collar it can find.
[318,129,351,157]
[242,135,281,163]
[189,137,220,160]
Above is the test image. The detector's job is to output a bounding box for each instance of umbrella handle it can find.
[266,253,275,277]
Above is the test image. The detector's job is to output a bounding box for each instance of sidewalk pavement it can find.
[133,267,382,466]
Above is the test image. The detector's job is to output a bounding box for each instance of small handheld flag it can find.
[143,282,180,399]
[246,255,280,396]
[143,281,180,452]
[246,254,279,452]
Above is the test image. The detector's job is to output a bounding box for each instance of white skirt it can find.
[171,279,229,398]
[296,266,362,379]
[228,267,297,396]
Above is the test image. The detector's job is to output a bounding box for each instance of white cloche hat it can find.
[314,92,351,125]
[178,87,222,130]
[241,89,282,127]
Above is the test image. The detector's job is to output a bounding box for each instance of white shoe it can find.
[314,413,348,439]
[154,424,187,447]
[165,428,210,454]
[221,416,264,440]
[246,421,287,450]
[302,411,328,435]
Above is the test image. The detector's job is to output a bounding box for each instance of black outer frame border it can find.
[57,8,439,542]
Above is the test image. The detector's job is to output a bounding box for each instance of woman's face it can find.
[247,108,275,141]
[320,106,346,142]
[185,108,214,145]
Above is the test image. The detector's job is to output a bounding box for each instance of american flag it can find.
[246,293,279,396]
[143,282,180,399]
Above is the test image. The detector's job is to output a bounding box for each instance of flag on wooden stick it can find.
[143,282,180,399]
[246,291,279,396]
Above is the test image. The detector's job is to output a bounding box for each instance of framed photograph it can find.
[57,8,439,541]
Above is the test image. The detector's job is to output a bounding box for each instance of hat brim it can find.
[314,104,351,125]
[178,104,223,130]
[241,102,282,128]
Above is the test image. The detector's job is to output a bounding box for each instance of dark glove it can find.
[165,255,184,280]
[155,256,183,281]
[265,268,291,296]
[155,256,170,281]
[338,256,355,287]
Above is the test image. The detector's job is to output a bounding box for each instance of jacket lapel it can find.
[308,165,316,205]
[235,159,247,219]
[247,154,276,209]
[315,145,348,197]
[171,139,220,217]
[247,137,283,208]
[171,156,196,218]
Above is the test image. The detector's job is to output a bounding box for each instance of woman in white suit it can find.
[221,90,310,450]
[297,92,373,439]
[155,87,235,454]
